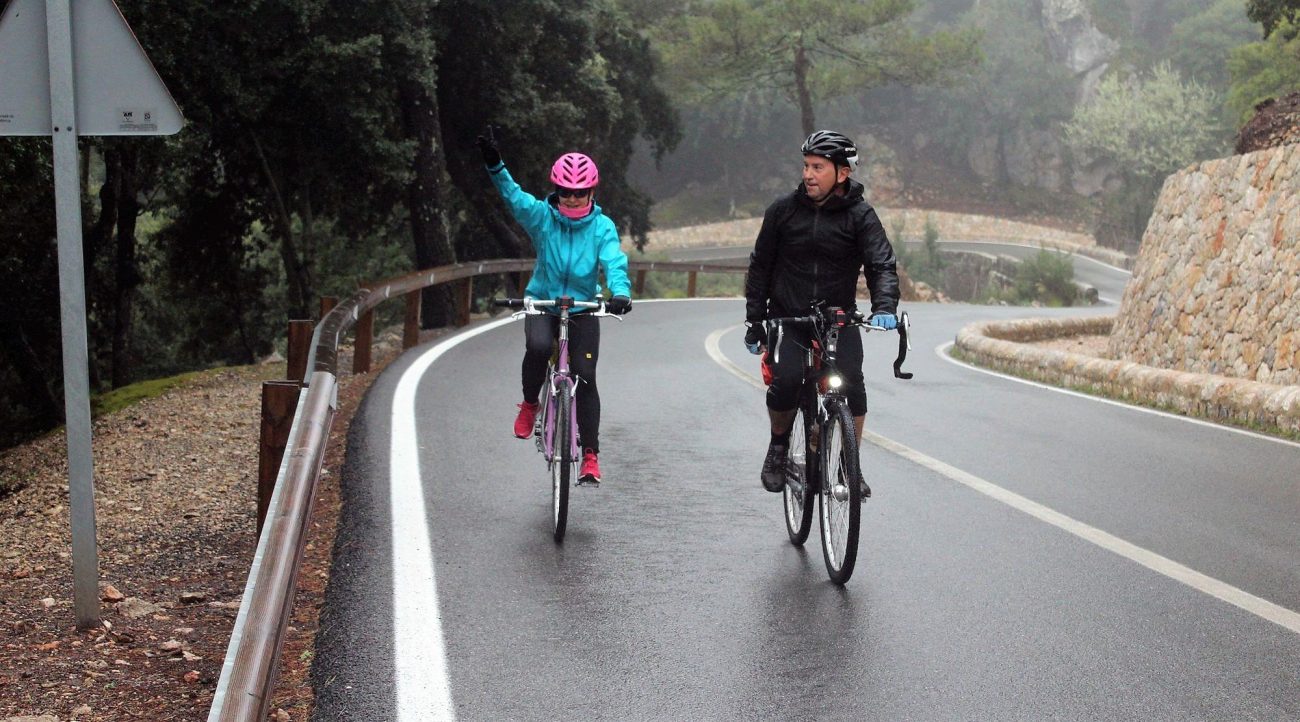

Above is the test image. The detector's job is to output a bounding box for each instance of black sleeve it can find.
[744,200,784,323]
[859,207,900,315]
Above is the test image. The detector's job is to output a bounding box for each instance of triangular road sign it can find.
[0,0,182,135]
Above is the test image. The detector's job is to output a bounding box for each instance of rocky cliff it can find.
[1108,143,1300,384]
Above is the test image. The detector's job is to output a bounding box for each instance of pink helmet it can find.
[550,152,599,189]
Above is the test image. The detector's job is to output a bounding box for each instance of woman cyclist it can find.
[476,128,632,484]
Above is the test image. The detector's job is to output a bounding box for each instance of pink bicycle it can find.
[494,296,621,541]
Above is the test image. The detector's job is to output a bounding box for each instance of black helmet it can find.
[800,130,859,171]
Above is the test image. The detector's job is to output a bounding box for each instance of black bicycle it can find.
[766,304,912,584]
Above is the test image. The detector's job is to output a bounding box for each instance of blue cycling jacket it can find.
[488,162,631,308]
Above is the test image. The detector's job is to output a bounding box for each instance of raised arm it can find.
[486,164,553,246]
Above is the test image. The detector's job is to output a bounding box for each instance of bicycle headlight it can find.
[827,375,843,389]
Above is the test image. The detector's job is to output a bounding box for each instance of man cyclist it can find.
[743,129,900,499]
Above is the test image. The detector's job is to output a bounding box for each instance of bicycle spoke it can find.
[819,401,860,584]
[783,403,815,545]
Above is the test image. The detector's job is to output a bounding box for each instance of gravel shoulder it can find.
[0,329,409,721]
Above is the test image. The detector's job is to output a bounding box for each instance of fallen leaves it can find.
[0,341,387,720]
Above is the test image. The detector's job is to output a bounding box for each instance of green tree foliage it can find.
[0,140,60,446]
[1006,250,1078,307]
[1166,0,1260,91]
[919,0,1072,166]
[1227,19,1300,122]
[1064,63,1223,182]
[434,0,681,253]
[1247,0,1300,37]
[1063,63,1223,247]
[653,0,981,136]
[0,0,678,447]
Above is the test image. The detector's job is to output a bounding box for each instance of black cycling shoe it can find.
[761,443,788,492]
[859,474,871,501]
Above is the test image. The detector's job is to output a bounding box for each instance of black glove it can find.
[475,126,501,167]
[744,321,766,355]
[607,296,632,315]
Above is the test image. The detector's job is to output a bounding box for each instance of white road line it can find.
[707,324,1300,636]
[390,315,516,721]
[937,341,1300,450]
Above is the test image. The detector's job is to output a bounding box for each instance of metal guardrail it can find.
[207,256,747,720]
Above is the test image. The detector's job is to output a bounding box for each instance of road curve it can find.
[312,299,1300,721]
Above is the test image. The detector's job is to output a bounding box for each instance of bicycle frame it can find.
[774,305,910,445]
[495,295,620,541]
[539,314,579,464]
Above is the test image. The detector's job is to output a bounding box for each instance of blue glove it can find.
[869,313,898,330]
[744,322,766,355]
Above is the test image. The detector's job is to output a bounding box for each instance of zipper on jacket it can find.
[811,207,820,302]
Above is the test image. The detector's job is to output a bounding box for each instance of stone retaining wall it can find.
[1110,144,1300,384]
[955,316,1300,435]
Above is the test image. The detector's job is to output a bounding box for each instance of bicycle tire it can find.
[818,399,861,584]
[782,399,816,545]
[550,382,573,542]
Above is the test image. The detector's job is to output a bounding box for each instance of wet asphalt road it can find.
[312,269,1300,720]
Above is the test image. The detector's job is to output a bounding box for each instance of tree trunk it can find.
[793,41,816,137]
[444,150,527,259]
[0,320,61,427]
[399,77,458,328]
[111,145,142,388]
[252,133,313,318]
[84,143,121,392]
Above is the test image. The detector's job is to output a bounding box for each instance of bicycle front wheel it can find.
[782,401,816,545]
[549,383,573,542]
[818,399,861,584]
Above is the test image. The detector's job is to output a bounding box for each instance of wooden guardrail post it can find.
[454,278,473,326]
[687,271,698,298]
[635,269,647,295]
[286,320,313,383]
[257,381,300,534]
[319,295,338,319]
[403,291,421,349]
[353,308,374,374]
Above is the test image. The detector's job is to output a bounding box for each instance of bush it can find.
[990,250,1078,306]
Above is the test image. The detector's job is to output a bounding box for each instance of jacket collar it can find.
[795,178,865,210]
[547,194,602,226]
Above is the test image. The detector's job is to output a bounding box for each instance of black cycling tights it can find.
[765,323,868,417]
[521,313,601,453]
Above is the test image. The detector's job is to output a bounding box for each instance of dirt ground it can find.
[1235,90,1300,154]
[0,344,389,721]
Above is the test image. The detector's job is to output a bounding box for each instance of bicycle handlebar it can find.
[492,296,620,318]
[766,309,913,380]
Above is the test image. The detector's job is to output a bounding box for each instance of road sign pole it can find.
[46,0,100,629]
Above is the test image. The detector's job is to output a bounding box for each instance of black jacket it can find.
[744,178,899,323]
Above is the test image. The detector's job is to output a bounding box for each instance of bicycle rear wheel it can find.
[782,401,816,545]
[818,399,861,584]
[549,383,573,542]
